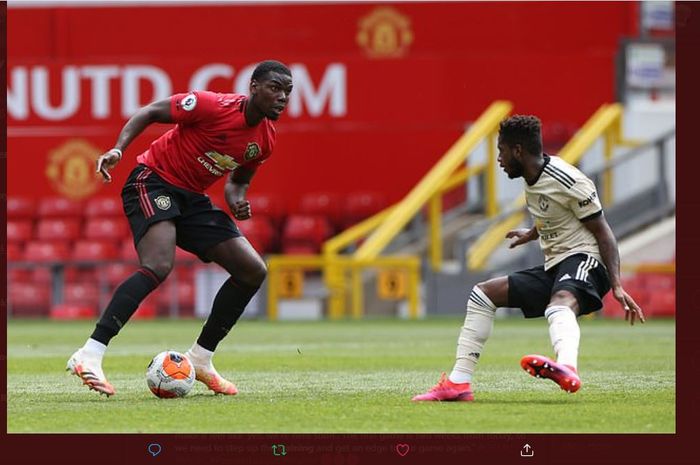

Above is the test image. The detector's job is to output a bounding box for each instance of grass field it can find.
[7,317,675,433]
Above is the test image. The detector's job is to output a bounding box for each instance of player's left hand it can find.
[612,286,646,326]
[230,200,252,220]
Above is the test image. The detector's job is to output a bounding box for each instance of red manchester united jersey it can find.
[136,91,276,193]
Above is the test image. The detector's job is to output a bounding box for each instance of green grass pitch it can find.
[7,317,675,433]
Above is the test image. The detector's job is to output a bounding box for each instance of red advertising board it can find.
[7,2,637,208]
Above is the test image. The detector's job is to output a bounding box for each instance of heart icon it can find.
[395,444,410,457]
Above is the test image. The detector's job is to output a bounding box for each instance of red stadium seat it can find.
[36,218,82,242]
[157,280,195,316]
[299,192,344,230]
[9,282,51,316]
[120,241,196,264]
[23,241,71,263]
[85,197,123,218]
[38,197,84,218]
[30,266,73,284]
[63,282,100,308]
[175,247,199,263]
[247,193,287,227]
[646,291,675,318]
[344,191,388,227]
[6,242,23,262]
[84,217,130,241]
[638,272,675,291]
[281,215,333,254]
[603,277,650,319]
[282,243,321,255]
[164,263,196,284]
[133,293,158,319]
[236,216,276,254]
[72,240,119,261]
[8,268,32,285]
[104,262,137,286]
[7,220,34,243]
[50,304,97,320]
[8,197,36,220]
[120,241,139,262]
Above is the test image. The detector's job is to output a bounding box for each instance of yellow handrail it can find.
[354,101,513,261]
[275,100,514,320]
[467,103,637,271]
[322,163,487,257]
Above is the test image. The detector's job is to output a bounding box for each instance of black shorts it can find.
[121,164,241,261]
[507,253,611,318]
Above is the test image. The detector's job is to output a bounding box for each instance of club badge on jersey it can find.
[244,142,261,160]
[180,93,197,111]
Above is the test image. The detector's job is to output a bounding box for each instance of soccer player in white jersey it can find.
[413,115,645,401]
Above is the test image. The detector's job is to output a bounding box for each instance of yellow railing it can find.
[268,101,514,320]
[354,101,513,262]
[267,255,420,321]
[467,103,641,271]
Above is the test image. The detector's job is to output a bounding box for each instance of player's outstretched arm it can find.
[583,214,646,325]
[225,167,256,220]
[96,98,174,182]
[505,226,539,249]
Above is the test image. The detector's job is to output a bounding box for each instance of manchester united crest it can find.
[244,142,261,161]
[356,6,413,59]
[154,195,172,210]
[45,139,103,200]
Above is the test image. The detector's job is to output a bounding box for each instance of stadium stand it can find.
[281,214,333,254]
[7,196,36,220]
[83,217,130,241]
[343,191,388,228]
[299,192,345,232]
[36,218,82,242]
[85,196,124,218]
[37,197,84,218]
[236,216,276,254]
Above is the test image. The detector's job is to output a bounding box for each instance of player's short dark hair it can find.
[499,115,543,155]
[252,60,292,82]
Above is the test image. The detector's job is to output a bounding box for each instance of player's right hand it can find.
[613,285,646,326]
[96,149,122,183]
[506,228,533,249]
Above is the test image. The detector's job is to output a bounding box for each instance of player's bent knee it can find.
[474,278,506,307]
[250,263,268,287]
[237,261,267,288]
[142,261,173,282]
[550,289,576,305]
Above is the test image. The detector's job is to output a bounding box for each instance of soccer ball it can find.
[146,351,195,398]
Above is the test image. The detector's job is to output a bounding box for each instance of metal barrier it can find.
[267,255,420,321]
[267,101,513,319]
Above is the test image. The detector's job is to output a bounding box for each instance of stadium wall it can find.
[7,2,638,208]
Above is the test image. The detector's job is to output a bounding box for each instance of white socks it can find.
[82,338,107,359]
[187,343,214,367]
[545,305,580,370]
[449,286,497,384]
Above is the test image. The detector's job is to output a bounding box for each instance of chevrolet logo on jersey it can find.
[204,151,240,171]
[244,142,261,161]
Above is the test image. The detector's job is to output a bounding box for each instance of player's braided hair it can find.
[252,60,292,81]
[499,115,543,155]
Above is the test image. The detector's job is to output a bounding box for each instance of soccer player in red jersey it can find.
[67,60,293,396]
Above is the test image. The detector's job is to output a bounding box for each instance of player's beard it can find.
[507,159,525,179]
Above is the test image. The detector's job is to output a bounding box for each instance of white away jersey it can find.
[525,155,603,270]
